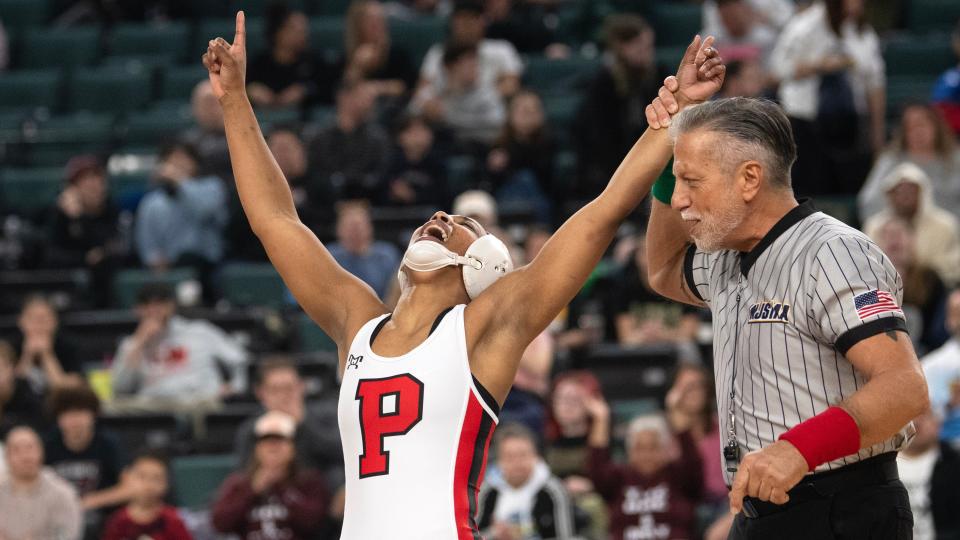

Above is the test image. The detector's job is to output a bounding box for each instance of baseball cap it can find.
[136,282,175,305]
[64,155,104,185]
[453,190,497,225]
[254,411,296,441]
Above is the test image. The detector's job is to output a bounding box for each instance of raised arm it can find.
[203,13,385,352]
[471,37,723,353]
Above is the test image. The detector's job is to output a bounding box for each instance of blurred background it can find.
[0,0,959,539]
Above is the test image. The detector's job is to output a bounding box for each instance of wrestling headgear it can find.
[399,234,514,299]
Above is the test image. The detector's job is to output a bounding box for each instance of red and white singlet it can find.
[337,305,500,539]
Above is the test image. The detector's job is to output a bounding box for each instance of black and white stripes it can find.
[684,200,915,485]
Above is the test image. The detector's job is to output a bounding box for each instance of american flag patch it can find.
[853,289,902,320]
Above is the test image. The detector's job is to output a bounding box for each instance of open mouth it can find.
[418,224,448,243]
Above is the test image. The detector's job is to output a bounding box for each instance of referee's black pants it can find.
[728,453,913,540]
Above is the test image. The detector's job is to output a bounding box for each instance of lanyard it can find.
[724,272,744,472]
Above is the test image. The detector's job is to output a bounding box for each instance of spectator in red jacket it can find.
[586,395,703,540]
[101,450,192,540]
[211,411,328,540]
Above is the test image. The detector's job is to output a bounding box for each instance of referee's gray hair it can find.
[668,97,797,188]
[626,413,671,448]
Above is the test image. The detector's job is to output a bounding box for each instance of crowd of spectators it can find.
[1,0,960,539]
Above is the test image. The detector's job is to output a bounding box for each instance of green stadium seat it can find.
[649,2,702,47]
[314,0,352,16]
[610,398,660,427]
[389,16,445,67]
[542,94,582,130]
[815,196,858,227]
[0,0,50,28]
[310,16,345,58]
[69,65,153,114]
[0,111,24,145]
[196,18,266,61]
[656,45,686,70]
[218,262,287,308]
[908,0,960,33]
[884,37,955,77]
[522,55,600,96]
[20,27,100,69]
[446,155,478,196]
[171,454,237,509]
[109,170,151,201]
[886,75,937,118]
[112,268,198,309]
[298,312,337,352]
[0,69,61,112]
[230,0,305,17]
[23,113,116,167]
[160,65,209,101]
[123,106,193,146]
[0,167,63,215]
[109,22,190,62]
[254,106,301,128]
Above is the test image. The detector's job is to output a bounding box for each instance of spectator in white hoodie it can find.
[110,282,249,412]
[862,162,960,287]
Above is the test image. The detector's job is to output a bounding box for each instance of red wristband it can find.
[778,406,861,472]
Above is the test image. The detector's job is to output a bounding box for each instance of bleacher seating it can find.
[218,262,287,309]
[171,454,237,509]
[112,267,199,309]
[99,412,181,451]
[18,27,100,69]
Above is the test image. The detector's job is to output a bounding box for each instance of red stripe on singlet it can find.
[453,393,496,539]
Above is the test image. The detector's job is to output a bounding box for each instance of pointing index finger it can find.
[234,11,246,49]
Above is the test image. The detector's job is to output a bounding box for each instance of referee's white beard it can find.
[688,195,747,253]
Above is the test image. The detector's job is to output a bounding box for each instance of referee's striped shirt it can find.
[683,199,915,485]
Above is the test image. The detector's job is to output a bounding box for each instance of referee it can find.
[642,90,929,538]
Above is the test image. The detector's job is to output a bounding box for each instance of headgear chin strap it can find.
[399,235,514,299]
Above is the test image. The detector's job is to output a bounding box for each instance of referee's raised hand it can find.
[728,440,808,514]
[202,11,247,101]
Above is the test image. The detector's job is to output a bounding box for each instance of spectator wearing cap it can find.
[12,294,82,392]
[863,162,960,286]
[574,14,671,201]
[43,383,129,535]
[0,426,83,540]
[109,282,249,413]
[417,0,523,101]
[212,411,329,540]
[235,357,343,492]
[452,189,498,231]
[0,339,45,436]
[45,155,123,308]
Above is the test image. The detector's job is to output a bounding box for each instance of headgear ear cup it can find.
[462,235,514,299]
[397,235,514,300]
